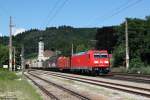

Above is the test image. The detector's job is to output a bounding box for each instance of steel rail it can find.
[28,72,90,100]
[32,70,150,98]
[25,74,59,100]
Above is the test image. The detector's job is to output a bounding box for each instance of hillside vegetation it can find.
[0,26,97,62]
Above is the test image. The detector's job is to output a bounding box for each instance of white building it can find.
[38,41,45,61]
[27,40,55,68]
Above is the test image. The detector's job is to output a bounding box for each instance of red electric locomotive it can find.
[57,50,110,75]
[71,50,110,75]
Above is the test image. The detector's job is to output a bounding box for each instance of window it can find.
[94,53,108,58]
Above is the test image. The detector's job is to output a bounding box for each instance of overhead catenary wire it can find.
[102,0,142,22]
[45,0,69,27]
[87,0,131,26]
[88,0,143,26]
[42,0,61,28]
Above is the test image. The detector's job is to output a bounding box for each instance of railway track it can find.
[25,74,59,100]
[112,72,150,78]
[25,72,90,100]
[108,73,150,84]
[29,70,150,98]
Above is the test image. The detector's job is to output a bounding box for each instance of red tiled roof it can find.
[44,50,55,57]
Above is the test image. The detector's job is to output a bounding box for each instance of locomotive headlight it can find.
[104,61,109,63]
[94,61,99,64]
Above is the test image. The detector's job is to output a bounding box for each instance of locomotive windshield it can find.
[94,53,108,58]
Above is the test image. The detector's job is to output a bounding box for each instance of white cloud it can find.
[0,33,2,36]
[13,28,26,36]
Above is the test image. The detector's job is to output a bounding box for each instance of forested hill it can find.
[0,26,97,58]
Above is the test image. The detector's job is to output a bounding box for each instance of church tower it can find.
[38,37,44,61]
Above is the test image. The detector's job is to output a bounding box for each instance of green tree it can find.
[0,45,9,67]
[76,44,86,52]
[113,17,150,68]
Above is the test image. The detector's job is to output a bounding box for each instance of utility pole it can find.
[21,45,25,76]
[9,16,14,71]
[13,47,16,71]
[125,19,129,70]
[71,43,74,56]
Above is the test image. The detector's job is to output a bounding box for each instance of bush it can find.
[127,57,147,74]
[127,57,150,74]
[0,45,9,66]
[128,66,150,74]
[113,44,125,67]
[140,66,150,74]
[111,67,127,73]
[129,57,144,68]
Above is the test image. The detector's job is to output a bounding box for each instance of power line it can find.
[102,0,142,22]
[87,0,131,26]
[89,0,143,26]
[45,0,69,27]
[42,0,61,28]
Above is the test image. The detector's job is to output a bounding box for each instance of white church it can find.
[28,39,55,68]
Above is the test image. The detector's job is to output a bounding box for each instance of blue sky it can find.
[0,0,149,36]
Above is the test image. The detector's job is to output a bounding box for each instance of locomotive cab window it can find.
[94,53,108,58]
[100,54,108,58]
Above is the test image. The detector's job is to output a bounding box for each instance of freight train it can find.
[42,50,110,75]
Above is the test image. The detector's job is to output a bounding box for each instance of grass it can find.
[128,66,150,74]
[0,68,42,100]
[111,66,127,73]
[111,66,150,75]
